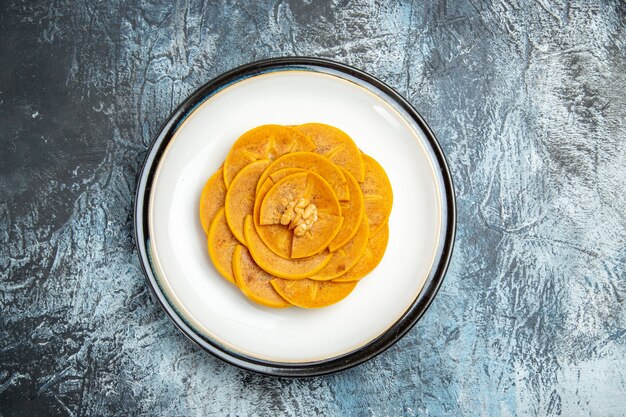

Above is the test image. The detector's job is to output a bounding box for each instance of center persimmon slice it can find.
[259,171,342,259]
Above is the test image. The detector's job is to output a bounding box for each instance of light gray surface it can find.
[1,0,625,415]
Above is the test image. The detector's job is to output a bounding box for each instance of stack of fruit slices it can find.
[199,123,392,308]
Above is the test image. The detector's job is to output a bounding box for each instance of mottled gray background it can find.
[1,0,625,416]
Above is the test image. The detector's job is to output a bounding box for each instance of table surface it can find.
[1,1,625,416]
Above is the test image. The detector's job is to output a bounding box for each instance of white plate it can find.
[135,58,455,376]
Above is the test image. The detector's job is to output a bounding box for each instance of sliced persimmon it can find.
[207,208,238,285]
[291,212,343,259]
[333,223,389,282]
[254,168,305,218]
[309,217,369,281]
[232,245,291,308]
[294,123,364,182]
[254,169,305,225]
[253,176,295,259]
[224,159,271,244]
[259,171,343,259]
[223,125,314,186]
[328,167,364,252]
[252,168,304,259]
[360,154,393,235]
[259,172,309,225]
[255,152,349,201]
[270,278,357,308]
[244,215,332,279]
[199,167,227,235]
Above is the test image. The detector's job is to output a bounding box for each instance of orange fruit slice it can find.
[199,167,227,235]
[259,171,343,259]
[270,278,357,308]
[309,217,369,281]
[294,123,365,182]
[328,167,364,252]
[256,152,349,201]
[360,154,393,235]
[224,159,271,244]
[223,125,314,186]
[243,215,332,279]
[252,168,305,259]
[254,168,306,225]
[333,223,389,282]
[232,245,291,308]
[207,208,238,284]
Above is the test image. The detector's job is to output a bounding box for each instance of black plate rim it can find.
[133,56,456,377]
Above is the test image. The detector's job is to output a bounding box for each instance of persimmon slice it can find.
[310,217,369,281]
[223,125,314,186]
[333,223,389,282]
[360,154,393,235]
[224,159,271,244]
[294,123,364,182]
[253,170,303,259]
[199,167,227,235]
[232,245,291,308]
[207,208,238,285]
[328,167,364,252]
[259,171,342,259]
[270,278,357,308]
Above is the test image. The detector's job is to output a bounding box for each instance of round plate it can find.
[134,57,455,377]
